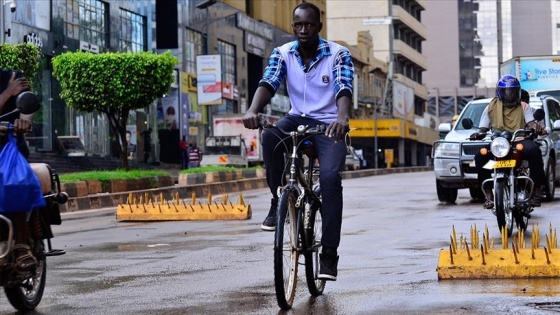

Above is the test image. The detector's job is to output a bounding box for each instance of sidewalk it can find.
[61,166,433,213]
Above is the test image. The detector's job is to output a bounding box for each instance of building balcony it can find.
[393,39,427,70]
[392,6,427,40]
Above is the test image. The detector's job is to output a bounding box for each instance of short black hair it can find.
[293,2,321,22]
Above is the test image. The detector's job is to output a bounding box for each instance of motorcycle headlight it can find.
[490,137,510,158]
[433,142,460,158]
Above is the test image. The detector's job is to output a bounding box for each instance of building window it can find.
[184,29,204,74]
[64,0,108,47]
[217,40,236,84]
[119,9,146,52]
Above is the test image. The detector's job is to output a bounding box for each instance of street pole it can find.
[374,103,378,169]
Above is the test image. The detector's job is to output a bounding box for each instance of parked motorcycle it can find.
[0,91,68,311]
[464,109,546,237]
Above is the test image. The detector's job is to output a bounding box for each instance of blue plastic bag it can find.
[0,133,45,213]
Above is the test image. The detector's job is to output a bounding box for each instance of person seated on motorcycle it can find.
[470,75,546,209]
[0,70,36,272]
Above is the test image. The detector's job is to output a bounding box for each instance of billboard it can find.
[196,55,222,105]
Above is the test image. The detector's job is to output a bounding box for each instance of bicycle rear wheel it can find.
[274,189,299,310]
[304,201,325,296]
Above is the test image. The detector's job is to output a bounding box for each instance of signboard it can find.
[518,58,560,91]
[349,119,402,138]
[393,81,414,122]
[245,32,267,58]
[196,55,222,105]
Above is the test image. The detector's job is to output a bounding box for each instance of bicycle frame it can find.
[278,126,322,249]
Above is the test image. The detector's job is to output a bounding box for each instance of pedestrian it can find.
[179,135,188,169]
[188,142,202,168]
[241,2,354,281]
[141,127,152,163]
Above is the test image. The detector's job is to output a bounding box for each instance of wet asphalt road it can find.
[2,171,560,314]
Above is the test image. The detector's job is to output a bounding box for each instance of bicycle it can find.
[259,120,327,310]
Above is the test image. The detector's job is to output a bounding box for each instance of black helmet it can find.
[496,75,521,106]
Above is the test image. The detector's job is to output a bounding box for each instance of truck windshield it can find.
[454,101,490,131]
[205,137,243,155]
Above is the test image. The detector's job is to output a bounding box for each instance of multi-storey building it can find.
[327,0,436,167]
[1,0,436,168]
[423,0,559,122]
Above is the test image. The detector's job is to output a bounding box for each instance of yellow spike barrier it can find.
[438,223,560,279]
[116,192,251,221]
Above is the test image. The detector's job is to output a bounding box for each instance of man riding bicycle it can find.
[242,2,354,281]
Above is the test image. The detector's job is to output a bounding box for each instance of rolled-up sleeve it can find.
[333,48,354,101]
[258,48,286,96]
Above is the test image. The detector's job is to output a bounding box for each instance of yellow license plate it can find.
[494,160,516,168]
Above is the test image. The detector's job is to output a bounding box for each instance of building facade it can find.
[327,0,437,167]
[423,0,560,122]
[1,0,437,168]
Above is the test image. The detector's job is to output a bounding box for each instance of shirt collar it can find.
[288,37,331,58]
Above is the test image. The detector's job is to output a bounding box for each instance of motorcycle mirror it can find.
[533,108,545,121]
[461,118,474,129]
[16,91,40,115]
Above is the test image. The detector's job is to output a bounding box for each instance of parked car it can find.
[345,146,361,171]
[432,95,560,203]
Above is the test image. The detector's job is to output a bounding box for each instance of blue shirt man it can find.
[242,2,354,281]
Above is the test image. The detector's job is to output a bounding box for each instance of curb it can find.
[60,166,432,213]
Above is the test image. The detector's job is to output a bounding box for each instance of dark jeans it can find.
[475,138,545,192]
[262,115,346,249]
[180,150,188,169]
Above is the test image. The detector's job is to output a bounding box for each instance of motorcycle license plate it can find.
[494,160,516,168]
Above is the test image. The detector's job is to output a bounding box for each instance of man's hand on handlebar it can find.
[13,118,32,134]
[326,117,349,142]
[526,121,547,136]
[242,112,260,130]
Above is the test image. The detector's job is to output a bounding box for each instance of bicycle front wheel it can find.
[304,201,325,296]
[274,189,299,310]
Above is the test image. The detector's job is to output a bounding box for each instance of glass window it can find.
[63,0,108,47]
[217,40,236,85]
[184,29,204,74]
[119,8,146,52]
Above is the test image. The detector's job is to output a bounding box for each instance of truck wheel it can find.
[543,158,555,202]
[469,188,485,201]
[436,180,457,203]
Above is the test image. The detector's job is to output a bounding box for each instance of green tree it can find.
[52,51,178,170]
[0,43,41,80]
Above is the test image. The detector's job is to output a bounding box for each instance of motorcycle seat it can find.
[30,163,52,194]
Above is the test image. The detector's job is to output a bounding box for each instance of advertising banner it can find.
[518,58,560,91]
[196,55,222,105]
[393,81,414,122]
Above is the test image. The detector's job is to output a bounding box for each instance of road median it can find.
[60,166,432,213]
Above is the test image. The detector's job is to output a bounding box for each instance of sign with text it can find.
[196,55,222,105]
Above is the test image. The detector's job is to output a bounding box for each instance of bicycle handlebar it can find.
[257,118,326,136]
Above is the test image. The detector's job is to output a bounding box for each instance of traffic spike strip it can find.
[116,191,251,221]
[437,223,560,279]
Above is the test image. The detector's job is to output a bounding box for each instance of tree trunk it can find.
[105,111,130,171]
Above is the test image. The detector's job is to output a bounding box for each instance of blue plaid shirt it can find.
[259,37,354,100]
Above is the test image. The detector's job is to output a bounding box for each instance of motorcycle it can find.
[464,108,546,237]
[0,91,68,311]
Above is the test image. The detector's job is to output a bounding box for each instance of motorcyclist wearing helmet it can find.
[471,75,546,209]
